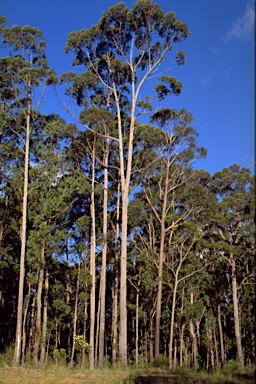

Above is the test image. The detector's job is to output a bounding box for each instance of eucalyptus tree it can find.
[140,109,206,357]
[63,0,190,365]
[0,19,57,365]
[209,165,254,366]
[25,115,76,366]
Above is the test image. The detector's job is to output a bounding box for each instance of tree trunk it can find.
[89,144,96,370]
[70,260,80,366]
[13,93,31,366]
[213,329,219,367]
[231,255,244,365]
[180,324,185,368]
[155,199,167,358]
[117,77,136,366]
[98,139,109,369]
[173,339,177,368]
[119,187,128,366]
[21,282,31,365]
[112,180,120,365]
[40,268,49,366]
[135,289,139,368]
[82,293,88,366]
[218,304,225,365]
[149,309,154,362]
[169,279,178,369]
[28,295,35,359]
[190,320,198,370]
[95,293,100,366]
[33,240,45,366]
[65,242,71,359]
[190,293,198,370]
[154,160,171,359]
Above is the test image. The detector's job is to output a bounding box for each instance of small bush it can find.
[151,354,169,369]
[0,345,14,367]
[53,348,68,366]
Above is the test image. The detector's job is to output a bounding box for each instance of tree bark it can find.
[231,255,244,365]
[190,294,199,370]
[13,90,31,366]
[89,144,96,370]
[21,282,31,365]
[98,138,109,369]
[218,304,225,365]
[40,268,49,366]
[111,181,120,365]
[70,260,80,366]
[33,240,45,366]
[169,278,178,368]
[155,178,169,358]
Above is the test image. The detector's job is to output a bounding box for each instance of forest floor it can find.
[0,366,255,384]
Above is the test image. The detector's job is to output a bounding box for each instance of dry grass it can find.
[0,366,132,384]
[0,366,254,384]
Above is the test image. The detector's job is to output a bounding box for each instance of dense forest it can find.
[0,0,255,371]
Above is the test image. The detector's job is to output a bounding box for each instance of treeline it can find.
[0,1,255,371]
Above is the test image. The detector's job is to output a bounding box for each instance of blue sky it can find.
[1,0,255,175]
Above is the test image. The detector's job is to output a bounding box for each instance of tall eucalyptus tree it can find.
[0,18,56,365]
[63,0,190,365]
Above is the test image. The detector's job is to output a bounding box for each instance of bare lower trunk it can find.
[21,283,31,365]
[98,142,109,369]
[13,101,31,366]
[89,144,96,370]
[70,261,80,366]
[112,181,120,365]
[119,188,128,366]
[95,294,100,366]
[28,295,35,358]
[190,293,198,370]
[169,281,178,369]
[190,320,198,369]
[82,296,88,366]
[111,267,118,365]
[218,304,225,365]
[155,215,165,358]
[40,268,49,366]
[231,256,244,365]
[135,290,139,368]
[33,241,45,366]
[213,329,219,367]
[180,324,185,368]
[149,311,154,362]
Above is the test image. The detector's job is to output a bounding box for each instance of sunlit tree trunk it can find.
[70,260,80,366]
[33,240,45,366]
[13,87,31,366]
[190,294,199,370]
[111,180,120,365]
[231,255,244,365]
[89,144,96,370]
[98,138,109,369]
[21,282,31,365]
[40,268,49,366]
[218,304,225,365]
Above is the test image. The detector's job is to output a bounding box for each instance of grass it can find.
[0,366,131,384]
[0,365,254,384]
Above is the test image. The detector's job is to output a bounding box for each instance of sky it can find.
[1,0,255,175]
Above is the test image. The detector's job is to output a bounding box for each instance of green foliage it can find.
[150,354,169,369]
[154,76,182,99]
[73,336,91,352]
[53,349,68,366]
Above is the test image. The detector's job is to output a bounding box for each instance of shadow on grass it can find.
[124,369,256,384]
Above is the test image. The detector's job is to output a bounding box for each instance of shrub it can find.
[151,354,169,369]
